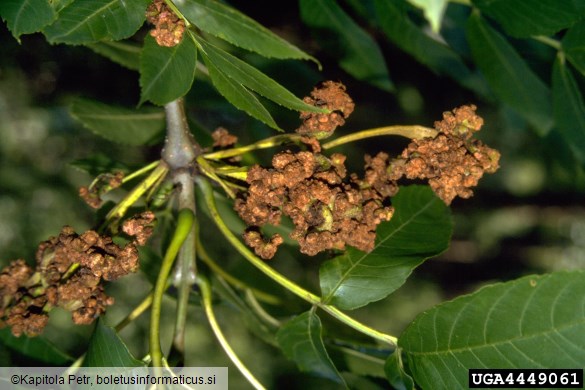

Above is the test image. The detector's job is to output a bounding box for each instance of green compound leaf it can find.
[466,13,552,135]
[471,0,582,38]
[70,98,165,145]
[562,20,585,77]
[374,0,488,96]
[84,319,145,367]
[276,311,347,385]
[201,50,279,130]
[86,40,141,71]
[199,39,321,113]
[43,0,149,44]
[399,271,585,389]
[175,0,317,64]
[0,328,74,365]
[139,34,197,106]
[552,55,585,163]
[320,186,451,310]
[0,0,56,41]
[300,0,394,92]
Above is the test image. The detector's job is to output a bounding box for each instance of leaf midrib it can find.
[141,39,187,100]
[49,0,119,41]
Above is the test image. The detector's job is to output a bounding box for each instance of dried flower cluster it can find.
[234,82,499,259]
[212,127,238,148]
[386,105,500,205]
[146,0,186,47]
[235,82,396,258]
[0,212,155,337]
[297,81,355,151]
[236,150,394,258]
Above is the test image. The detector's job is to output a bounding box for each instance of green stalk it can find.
[533,35,561,50]
[197,234,282,305]
[197,176,397,346]
[115,291,154,332]
[322,125,437,150]
[199,274,267,390]
[102,161,168,228]
[149,208,195,368]
[203,134,303,160]
[121,160,160,184]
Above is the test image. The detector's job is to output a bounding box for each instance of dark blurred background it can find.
[1,1,584,387]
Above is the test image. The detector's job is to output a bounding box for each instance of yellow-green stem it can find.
[322,125,437,150]
[197,176,397,346]
[197,235,282,305]
[199,274,267,390]
[103,162,168,228]
[122,160,160,184]
[149,208,195,368]
[203,134,302,160]
[533,35,561,50]
[197,156,236,198]
[115,291,154,333]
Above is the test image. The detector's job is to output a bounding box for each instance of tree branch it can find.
[160,97,201,360]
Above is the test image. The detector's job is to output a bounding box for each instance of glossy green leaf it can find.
[70,98,165,145]
[320,186,451,310]
[300,0,394,92]
[562,20,585,77]
[552,56,585,163]
[400,271,585,389]
[43,0,149,44]
[375,0,487,95]
[466,13,552,135]
[0,328,73,365]
[83,319,145,367]
[202,51,279,130]
[0,0,56,40]
[51,0,74,13]
[199,40,320,113]
[175,0,316,63]
[406,0,448,33]
[139,34,197,106]
[385,350,415,390]
[471,0,582,38]
[86,40,141,71]
[276,311,347,385]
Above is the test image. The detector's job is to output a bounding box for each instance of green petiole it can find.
[149,208,195,369]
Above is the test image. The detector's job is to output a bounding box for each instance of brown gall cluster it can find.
[236,82,395,259]
[0,212,155,337]
[146,0,186,47]
[393,105,500,205]
[212,127,238,149]
[236,151,395,258]
[297,81,355,151]
[234,81,499,259]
